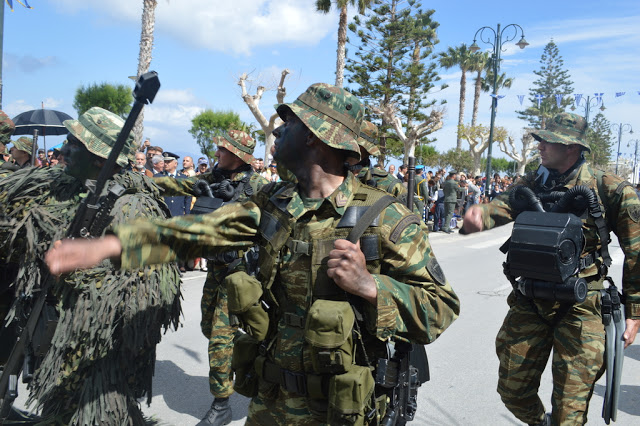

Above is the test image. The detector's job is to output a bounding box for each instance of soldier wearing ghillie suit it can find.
[153,130,267,425]
[1,136,33,178]
[351,120,424,217]
[463,112,640,425]
[46,83,460,425]
[0,107,181,425]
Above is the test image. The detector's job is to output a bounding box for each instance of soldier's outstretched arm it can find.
[462,205,483,233]
[46,236,123,274]
[47,200,261,273]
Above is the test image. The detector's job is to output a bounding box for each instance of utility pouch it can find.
[305,299,355,374]
[225,271,269,341]
[231,333,260,397]
[327,365,376,426]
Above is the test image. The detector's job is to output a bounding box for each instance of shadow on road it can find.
[152,360,250,421]
[593,383,640,417]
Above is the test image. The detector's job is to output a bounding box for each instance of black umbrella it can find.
[12,108,74,137]
[12,109,74,164]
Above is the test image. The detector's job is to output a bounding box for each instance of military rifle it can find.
[0,72,160,419]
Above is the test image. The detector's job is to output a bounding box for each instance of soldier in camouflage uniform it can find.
[0,107,181,425]
[1,136,33,177]
[463,112,640,425]
[154,130,267,425]
[46,83,461,425]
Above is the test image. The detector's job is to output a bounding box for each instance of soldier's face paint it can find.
[273,113,310,170]
[61,139,98,182]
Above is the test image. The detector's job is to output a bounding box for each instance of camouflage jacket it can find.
[357,166,405,198]
[0,167,181,425]
[154,166,267,198]
[115,173,459,370]
[477,162,640,319]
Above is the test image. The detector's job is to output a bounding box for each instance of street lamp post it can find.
[612,123,633,176]
[571,95,605,126]
[628,139,639,184]
[470,24,528,198]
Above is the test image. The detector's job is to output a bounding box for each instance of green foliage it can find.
[440,148,474,173]
[415,143,439,167]
[73,82,133,118]
[346,0,444,161]
[517,40,574,129]
[585,112,613,167]
[188,109,246,159]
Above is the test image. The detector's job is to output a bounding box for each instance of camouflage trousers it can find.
[200,272,238,398]
[496,291,605,425]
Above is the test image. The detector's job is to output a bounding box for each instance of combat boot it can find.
[199,397,232,426]
[529,412,551,426]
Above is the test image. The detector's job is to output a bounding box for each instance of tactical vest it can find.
[231,179,420,423]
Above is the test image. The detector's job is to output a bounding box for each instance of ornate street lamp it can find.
[627,139,639,184]
[612,123,633,175]
[470,24,528,197]
[570,95,606,126]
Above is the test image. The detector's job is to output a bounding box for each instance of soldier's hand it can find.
[623,318,640,348]
[462,205,484,234]
[45,236,123,275]
[327,240,377,305]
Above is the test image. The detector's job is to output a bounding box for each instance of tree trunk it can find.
[133,0,157,147]
[471,70,482,127]
[335,6,348,88]
[457,71,466,150]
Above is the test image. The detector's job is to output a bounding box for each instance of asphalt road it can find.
[14,223,640,425]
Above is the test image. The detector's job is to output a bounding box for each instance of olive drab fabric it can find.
[64,107,136,167]
[11,136,33,154]
[357,120,381,157]
[275,83,362,163]
[530,112,591,153]
[0,167,181,425]
[475,161,640,424]
[113,172,460,424]
[215,129,257,165]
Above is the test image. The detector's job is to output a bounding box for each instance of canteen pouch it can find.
[305,299,355,374]
[327,365,375,426]
[225,271,270,341]
[231,333,260,397]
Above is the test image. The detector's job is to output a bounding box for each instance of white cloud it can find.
[3,100,36,118]
[42,98,64,109]
[145,104,204,124]
[54,0,336,55]
[154,89,200,105]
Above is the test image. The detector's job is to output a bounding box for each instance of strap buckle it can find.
[285,239,311,255]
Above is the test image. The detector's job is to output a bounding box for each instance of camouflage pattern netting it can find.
[0,166,181,425]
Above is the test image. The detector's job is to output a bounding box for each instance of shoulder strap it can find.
[347,195,396,243]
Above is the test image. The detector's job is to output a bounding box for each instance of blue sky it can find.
[2,0,639,167]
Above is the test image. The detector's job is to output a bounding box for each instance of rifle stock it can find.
[0,72,160,419]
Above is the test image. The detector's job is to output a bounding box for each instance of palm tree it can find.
[133,0,158,146]
[316,0,372,88]
[470,51,490,127]
[438,44,475,150]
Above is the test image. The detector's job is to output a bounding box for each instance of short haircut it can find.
[152,154,165,165]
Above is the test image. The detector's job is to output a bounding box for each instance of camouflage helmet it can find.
[215,129,255,164]
[64,107,135,167]
[275,83,363,164]
[0,110,15,145]
[530,112,590,153]
[12,136,33,154]
[357,120,381,157]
